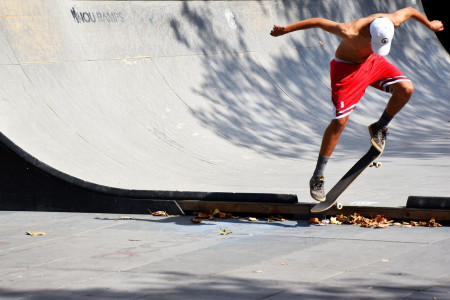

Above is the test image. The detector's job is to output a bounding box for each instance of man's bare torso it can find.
[335,15,388,63]
[335,38,373,63]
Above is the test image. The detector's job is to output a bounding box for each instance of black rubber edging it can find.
[0,133,297,213]
[406,196,450,209]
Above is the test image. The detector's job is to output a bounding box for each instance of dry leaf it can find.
[374,224,388,228]
[147,209,168,216]
[329,217,342,225]
[308,217,319,224]
[26,231,45,236]
[198,212,209,218]
[191,217,202,223]
[152,211,168,216]
[426,218,442,227]
[268,215,285,222]
[219,229,232,235]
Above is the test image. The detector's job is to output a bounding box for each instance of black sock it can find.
[374,110,393,130]
[313,154,329,178]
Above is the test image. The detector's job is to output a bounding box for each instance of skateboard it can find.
[311,145,383,213]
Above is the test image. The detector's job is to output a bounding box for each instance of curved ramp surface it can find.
[0,0,449,207]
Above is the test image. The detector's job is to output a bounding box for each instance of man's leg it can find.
[319,116,350,157]
[385,81,414,116]
[369,81,414,151]
[310,116,349,201]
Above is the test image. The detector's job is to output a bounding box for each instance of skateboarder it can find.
[270,7,443,201]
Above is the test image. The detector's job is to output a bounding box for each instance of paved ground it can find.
[1,211,449,299]
[1,1,449,297]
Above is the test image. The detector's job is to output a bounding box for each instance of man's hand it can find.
[429,20,444,32]
[270,25,287,37]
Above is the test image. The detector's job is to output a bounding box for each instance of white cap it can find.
[370,17,394,56]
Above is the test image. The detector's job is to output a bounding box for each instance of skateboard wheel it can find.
[371,161,382,168]
[336,203,343,210]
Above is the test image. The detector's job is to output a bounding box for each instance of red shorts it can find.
[330,54,410,119]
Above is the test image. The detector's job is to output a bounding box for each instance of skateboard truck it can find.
[370,161,382,168]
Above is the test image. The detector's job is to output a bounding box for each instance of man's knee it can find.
[393,81,414,99]
[401,81,414,97]
[330,117,348,133]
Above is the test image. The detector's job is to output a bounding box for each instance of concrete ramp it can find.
[0,0,449,207]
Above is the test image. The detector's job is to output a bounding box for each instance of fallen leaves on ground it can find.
[190,209,286,224]
[333,214,442,228]
[191,209,237,223]
[267,215,286,222]
[334,214,396,228]
[400,218,442,227]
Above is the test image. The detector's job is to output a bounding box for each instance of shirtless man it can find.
[270,7,444,201]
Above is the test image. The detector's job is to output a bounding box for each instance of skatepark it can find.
[0,0,449,298]
[1,0,449,208]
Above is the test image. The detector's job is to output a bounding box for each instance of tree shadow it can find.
[0,273,446,299]
[163,0,449,161]
[94,215,310,229]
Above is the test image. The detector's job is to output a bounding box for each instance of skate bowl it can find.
[0,0,449,209]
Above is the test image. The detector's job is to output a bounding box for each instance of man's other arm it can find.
[271,18,346,38]
[389,7,443,31]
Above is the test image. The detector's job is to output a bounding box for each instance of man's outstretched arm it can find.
[270,18,344,37]
[389,7,443,31]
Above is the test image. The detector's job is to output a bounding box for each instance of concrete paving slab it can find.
[0,211,449,299]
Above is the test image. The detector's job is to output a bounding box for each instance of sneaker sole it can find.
[310,193,326,202]
[368,125,385,152]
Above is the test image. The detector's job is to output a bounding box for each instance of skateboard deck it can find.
[311,145,383,213]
